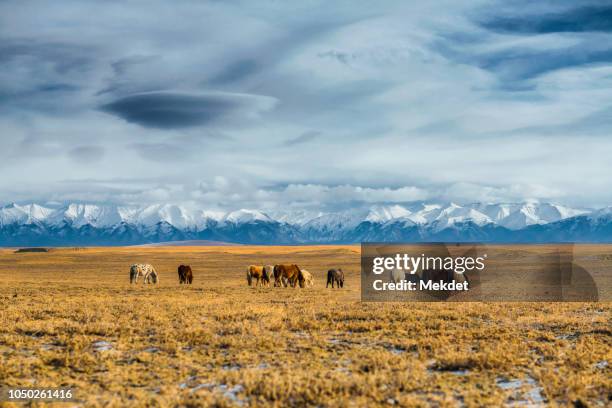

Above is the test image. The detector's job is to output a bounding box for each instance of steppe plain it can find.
[0,245,609,407]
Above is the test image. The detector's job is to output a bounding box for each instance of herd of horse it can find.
[129,263,345,288]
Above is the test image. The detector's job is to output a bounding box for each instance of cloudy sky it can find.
[1,0,611,211]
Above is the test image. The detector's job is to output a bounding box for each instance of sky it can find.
[1,0,611,211]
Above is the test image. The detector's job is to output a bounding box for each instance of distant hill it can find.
[133,240,242,247]
[14,247,49,253]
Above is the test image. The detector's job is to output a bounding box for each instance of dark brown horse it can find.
[326,268,344,288]
[178,265,193,284]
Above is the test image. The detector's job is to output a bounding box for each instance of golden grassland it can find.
[0,245,610,407]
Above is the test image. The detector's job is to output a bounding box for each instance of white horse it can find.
[300,269,314,287]
[130,264,159,284]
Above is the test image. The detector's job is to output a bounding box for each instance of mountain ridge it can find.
[1,201,610,245]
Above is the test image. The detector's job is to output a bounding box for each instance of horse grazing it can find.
[178,265,193,284]
[263,265,274,287]
[273,264,302,287]
[326,268,344,288]
[299,269,314,288]
[247,265,268,287]
[130,264,159,284]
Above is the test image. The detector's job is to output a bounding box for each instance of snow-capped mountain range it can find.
[1,201,611,246]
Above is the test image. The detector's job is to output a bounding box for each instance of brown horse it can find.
[274,264,303,287]
[178,265,193,284]
[247,265,267,287]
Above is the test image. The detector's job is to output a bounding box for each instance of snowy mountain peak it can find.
[587,206,612,222]
[53,203,123,228]
[0,200,599,239]
[268,209,324,226]
[365,205,411,223]
[0,203,53,226]
[135,204,193,229]
[224,209,273,224]
[422,203,442,212]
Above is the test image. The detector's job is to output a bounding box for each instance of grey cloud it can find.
[0,39,97,113]
[436,31,612,83]
[192,180,432,211]
[480,4,612,34]
[318,50,353,65]
[18,135,62,157]
[2,1,612,209]
[68,145,105,162]
[201,18,367,92]
[499,106,612,138]
[0,40,95,74]
[100,91,277,129]
[434,3,612,82]
[283,131,321,146]
[129,142,192,161]
[475,45,612,81]
[207,59,259,85]
[110,55,159,76]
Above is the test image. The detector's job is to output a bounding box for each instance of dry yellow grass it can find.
[0,245,610,407]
